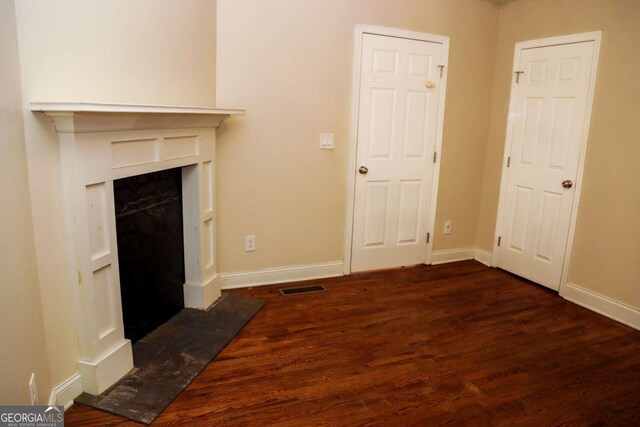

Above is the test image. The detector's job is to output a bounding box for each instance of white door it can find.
[497,41,596,290]
[351,33,444,272]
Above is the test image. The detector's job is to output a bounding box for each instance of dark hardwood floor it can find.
[65,261,640,426]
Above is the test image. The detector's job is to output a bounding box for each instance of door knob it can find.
[359,166,369,175]
[562,180,573,189]
[425,81,436,89]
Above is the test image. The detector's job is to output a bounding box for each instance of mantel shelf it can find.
[31,101,245,116]
[31,102,245,133]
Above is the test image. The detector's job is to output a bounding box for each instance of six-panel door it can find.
[351,33,443,272]
[498,41,595,289]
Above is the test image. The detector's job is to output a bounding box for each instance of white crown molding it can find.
[31,102,246,133]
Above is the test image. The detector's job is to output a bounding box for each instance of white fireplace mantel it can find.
[32,101,245,133]
[32,102,244,396]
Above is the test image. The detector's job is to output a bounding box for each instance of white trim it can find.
[492,39,522,267]
[35,110,240,134]
[358,25,450,44]
[342,26,363,275]
[564,283,640,331]
[220,261,344,290]
[183,275,222,309]
[33,102,245,133]
[77,340,133,395]
[474,249,493,267]
[558,32,602,296]
[430,248,475,265]
[30,101,245,116]
[515,31,602,51]
[343,24,450,274]
[493,31,603,292]
[425,33,449,267]
[48,372,83,410]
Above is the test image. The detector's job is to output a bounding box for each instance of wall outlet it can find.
[443,220,452,235]
[245,235,256,252]
[29,373,38,406]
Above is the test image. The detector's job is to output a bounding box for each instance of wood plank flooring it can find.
[65,261,640,426]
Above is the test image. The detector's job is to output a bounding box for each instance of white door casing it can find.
[494,33,601,291]
[349,29,448,273]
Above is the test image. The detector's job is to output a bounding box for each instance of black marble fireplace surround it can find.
[114,168,186,343]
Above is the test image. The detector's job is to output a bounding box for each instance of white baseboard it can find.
[78,339,133,395]
[430,248,475,265]
[184,275,222,309]
[220,261,344,290]
[474,249,493,267]
[564,283,640,331]
[48,372,83,410]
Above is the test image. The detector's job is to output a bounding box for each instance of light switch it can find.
[319,133,335,150]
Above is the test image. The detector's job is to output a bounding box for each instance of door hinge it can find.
[507,156,511,168]
[433,152,437,163]
[515,71,524,83]
[427,232,431,244]
[438,65,445,78]
[497,236,502,246]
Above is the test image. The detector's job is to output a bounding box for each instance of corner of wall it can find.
[473,0,520,254]
[0,0,55,406]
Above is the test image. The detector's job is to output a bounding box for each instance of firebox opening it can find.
[114,168,186,343]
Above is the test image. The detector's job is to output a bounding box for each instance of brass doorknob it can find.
[425,82,436,89]
[359,166,369,175]
[562,180,573,189]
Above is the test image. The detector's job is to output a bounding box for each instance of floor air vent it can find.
[279,284,326,296]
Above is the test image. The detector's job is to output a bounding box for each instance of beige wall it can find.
[216,0,499,272]
[16,0,217,106]
[14,0,218,389]
[476,0,640,308]
[0,0,53,405]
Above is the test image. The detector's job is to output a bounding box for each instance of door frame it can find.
[492,31,602,295]
[343,25,450,275]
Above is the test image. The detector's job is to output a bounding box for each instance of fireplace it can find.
[114,168,186,342]
[33,102,244,395]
